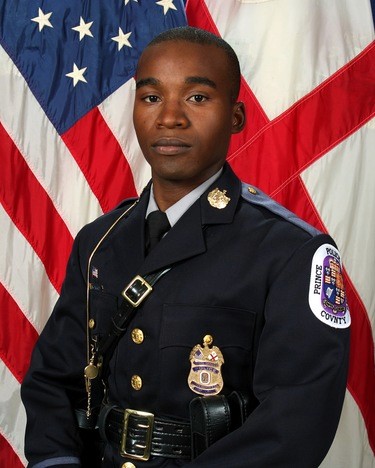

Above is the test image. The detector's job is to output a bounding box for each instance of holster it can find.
[75,407,99,430]
[75,408,103,468]
[189,391,253,459]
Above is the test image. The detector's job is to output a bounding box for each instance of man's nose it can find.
[156,100,189,129]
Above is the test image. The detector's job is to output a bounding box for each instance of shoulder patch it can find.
[308,243,350,329]
[241,183,321,237]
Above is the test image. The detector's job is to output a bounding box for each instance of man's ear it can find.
[231,102,246,134]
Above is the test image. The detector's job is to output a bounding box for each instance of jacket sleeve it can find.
[187,234,350,468]
[21,230,89,467]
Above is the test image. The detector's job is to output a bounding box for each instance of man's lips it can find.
[151,138,191,155]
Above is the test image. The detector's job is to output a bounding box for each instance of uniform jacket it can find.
[21,164,350,467]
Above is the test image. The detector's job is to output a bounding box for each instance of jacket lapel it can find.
[104,187,149,290]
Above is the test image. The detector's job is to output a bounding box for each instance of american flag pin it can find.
[92,266,99,278]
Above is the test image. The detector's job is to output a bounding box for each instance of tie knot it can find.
[146,210,170,252]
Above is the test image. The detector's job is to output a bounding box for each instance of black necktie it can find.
[146,210,170,253]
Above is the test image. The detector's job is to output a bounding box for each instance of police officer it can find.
[21,27,350,468]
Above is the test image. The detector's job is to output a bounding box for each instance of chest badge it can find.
[207,188,230,209]
[188,335,224,396]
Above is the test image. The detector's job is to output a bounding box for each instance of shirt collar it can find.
[146,168,223,227]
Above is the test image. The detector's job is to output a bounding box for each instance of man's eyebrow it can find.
[136,77,160,89]
[135,76,217,90]
[185,76,217,89]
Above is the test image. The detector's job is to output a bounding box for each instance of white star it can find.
[66,63,88,87]
[112,28,132,51]
[156,0,177,15]
[72,17,94,41]
[31,8,53,31]
[124,0,138,4]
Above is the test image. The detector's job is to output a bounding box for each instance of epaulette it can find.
[241,182,321,237]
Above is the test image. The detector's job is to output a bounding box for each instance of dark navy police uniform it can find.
[22,164,350,468]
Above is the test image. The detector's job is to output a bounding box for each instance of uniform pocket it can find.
[157,304,256,415]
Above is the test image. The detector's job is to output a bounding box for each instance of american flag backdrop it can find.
[0,0,374,466]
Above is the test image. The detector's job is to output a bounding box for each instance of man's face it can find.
[133,40,245,189]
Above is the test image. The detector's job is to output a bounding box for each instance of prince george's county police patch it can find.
[309,244,350,328]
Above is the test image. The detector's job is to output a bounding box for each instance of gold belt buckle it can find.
[122,275,153,307]
[120,408,155,461]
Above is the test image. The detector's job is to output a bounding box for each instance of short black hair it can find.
[145,26,241,101]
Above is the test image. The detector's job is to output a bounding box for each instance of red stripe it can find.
[186,0,270,148]
[0,435,24,468]
[0,123,73,293]
[271,176,327,232]
[62,107,138,213]
[0,284,38,383]
[228,42,375,195]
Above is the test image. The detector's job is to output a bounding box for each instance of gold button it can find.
[122,463,136,468]
[131,375,142,390]
[88,319,95,329]
[248,187,257,195]
[203,334,213,346]
[131,328,144,344]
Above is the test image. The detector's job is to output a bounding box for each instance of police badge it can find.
[188,335,224,396]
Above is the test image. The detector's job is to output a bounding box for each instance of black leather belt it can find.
[99,406,191,461]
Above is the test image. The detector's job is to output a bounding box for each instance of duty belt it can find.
[99,406,191,461]
[98,392,253,461]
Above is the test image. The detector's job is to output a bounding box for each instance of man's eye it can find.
[189,95,207,103]
[144,95,160,103]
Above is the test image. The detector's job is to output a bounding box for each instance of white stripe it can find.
[302,119,375,329]
[0,205,58,333]
[0,45,103,239]
[0,360,27,466]
[205,0,375,119]
[319,391,375,468]
[98,78,151,195]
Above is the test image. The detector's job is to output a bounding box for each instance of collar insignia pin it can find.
[207,188,231,209]
[188,335,224,396]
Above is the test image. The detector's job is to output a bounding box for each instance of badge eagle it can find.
[188,336,224,396]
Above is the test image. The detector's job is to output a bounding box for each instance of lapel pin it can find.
[207,188,231,209]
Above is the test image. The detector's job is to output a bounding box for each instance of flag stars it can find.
[112,28,132,51]
[72,17,94,41]
[66,63,88,87]
[156,0,177,15]
[31,8,53,31]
